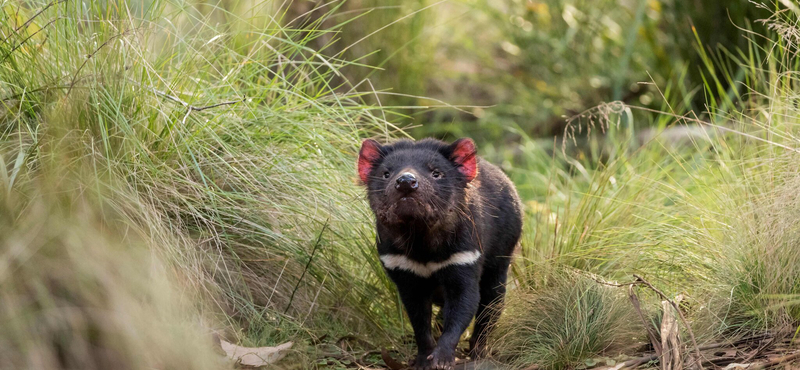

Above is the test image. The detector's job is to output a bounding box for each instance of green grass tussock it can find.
[493,270,640,370]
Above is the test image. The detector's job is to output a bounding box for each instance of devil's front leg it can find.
[427,265,480,369]
[388,271,436,367]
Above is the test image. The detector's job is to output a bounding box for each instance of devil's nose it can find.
[395,172,418,192]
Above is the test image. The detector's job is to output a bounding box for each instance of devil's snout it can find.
[395,172,418,193]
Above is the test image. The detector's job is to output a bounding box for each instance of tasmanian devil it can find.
[357,138,522,369]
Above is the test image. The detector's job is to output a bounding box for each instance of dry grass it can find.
[0,167,223,369]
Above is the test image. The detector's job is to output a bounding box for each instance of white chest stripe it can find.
[380,250,482,278]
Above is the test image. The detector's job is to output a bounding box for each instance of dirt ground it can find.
[312,333,800,370]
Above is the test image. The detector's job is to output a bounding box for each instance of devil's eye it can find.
[431,170,442,178]
[383,171,390,179]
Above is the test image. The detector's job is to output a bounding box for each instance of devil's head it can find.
[357,138,478,228]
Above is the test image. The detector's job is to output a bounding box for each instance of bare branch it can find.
[127,79,245,125]
[190,99,245,112]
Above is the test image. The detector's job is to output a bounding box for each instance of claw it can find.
[423,349,455,370]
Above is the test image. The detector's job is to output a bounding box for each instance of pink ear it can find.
[450,138,478,182]
[357,139,383,183]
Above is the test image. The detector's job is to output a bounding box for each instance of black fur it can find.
[358,138,523,369]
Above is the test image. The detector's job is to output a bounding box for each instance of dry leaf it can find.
[219,339,293,367]
[381,348,405,370]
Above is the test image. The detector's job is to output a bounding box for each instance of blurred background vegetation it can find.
[309,0,770,141]
[2,0,800,369]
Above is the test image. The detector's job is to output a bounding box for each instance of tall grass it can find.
[349,0,770,143]
[4,0,800,369]
[1,0,409,366]
[0,168,224,369]
[491,3,800,368]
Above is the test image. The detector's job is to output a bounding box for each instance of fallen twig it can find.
[335,334,375,351]
[615,354,659,369]
[740,336,775,364]
[725,350,800,369]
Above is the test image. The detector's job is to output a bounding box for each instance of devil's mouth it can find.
[395,196,420,208]
[375,196,434,226]
[390,196,427,218]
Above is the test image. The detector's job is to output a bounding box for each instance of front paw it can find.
[413,347,454,370]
